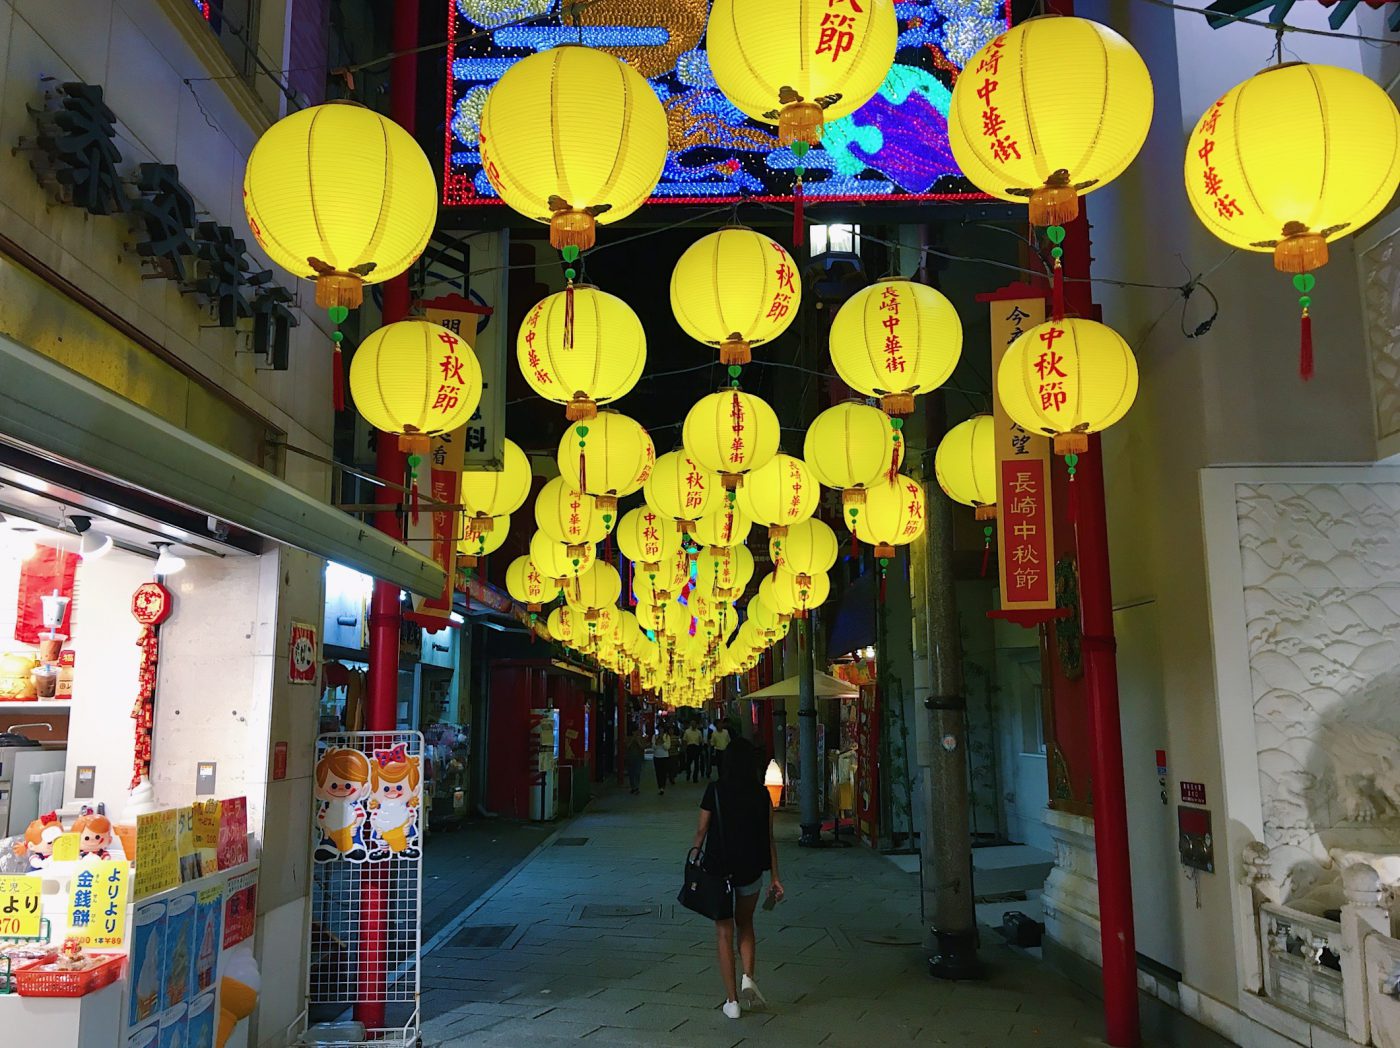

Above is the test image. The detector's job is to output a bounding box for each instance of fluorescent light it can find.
[450,611,465,625]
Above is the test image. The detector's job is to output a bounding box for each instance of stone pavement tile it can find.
[609,969,690,992]
[582,1020,744,1048]
[477,1015,605,1041]
[921,1006,1018,1038]
[627,1001,775,1030]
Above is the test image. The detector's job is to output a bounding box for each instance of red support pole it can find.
[1060,206,1141,1045]
[359,0,419,1032]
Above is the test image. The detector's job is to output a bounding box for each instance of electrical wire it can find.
[1134,0,1399,45]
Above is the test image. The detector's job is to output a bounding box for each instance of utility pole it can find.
[918,425,980,979]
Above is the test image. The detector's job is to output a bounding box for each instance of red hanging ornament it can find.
[129,582,173,789]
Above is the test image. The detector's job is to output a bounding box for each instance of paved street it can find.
[418,780,1119,1047]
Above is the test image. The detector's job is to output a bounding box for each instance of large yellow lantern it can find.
[998,318,1138,456]
[615,506,682,572]
[518,287,646,420]
[556,411,654,515]
[849,474,926,557]
[243,102,437,308]
[1184,63,1400,380]
[682,390,780,488]
[458,513,511,569]
[534,477,610,556]
[350,321,482,453]
[829,280,962,416]
[689,504,753,549]
[737,453,817,539]
[505,555,553,613]
[695,545,754,600]
[478,46,668,250]
[770,518,838,586]
[747,590,787,633]
[529,531,596,592]
[706,0,898,147]
[804,401,904,509]
[948,17,1152,227]
[644,451,722,531]
[566,561,622,617]
[461,439,532,536]
[934,415,997,519]
[670,229,801,365]
[548,605,587,646]
[765,569,831,618]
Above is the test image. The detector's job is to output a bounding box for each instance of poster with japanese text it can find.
[0,875,42,937]
[68,860,129,946]
[134,809,181,899]
[222,871,257,949]
[988,295,1057,613]
[216,797,248,870]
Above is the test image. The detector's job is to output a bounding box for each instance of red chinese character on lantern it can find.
[982,108,1007,137]
[989,136,1021,163]
[885,355,907,373]
[730,437,746,462]
[977,79,998,104]
[975,47,1003,76]
[1200,101,1224,136]
[884,333,903,355]
[776,261,796,294]
[1034,347,1066,380]
[433,385,461,411]
[1214,195,1243,219]
[1039,381,1067,412]
[1202,167,1223,197]
[1038,324,1065,353]
[686,470,705,490]
[766,293,792,321]
[816,12,856,60]
[880,286,900,312]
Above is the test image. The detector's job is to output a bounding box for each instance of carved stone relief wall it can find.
[1361,228,1400,446]
[1238,483,1400,909]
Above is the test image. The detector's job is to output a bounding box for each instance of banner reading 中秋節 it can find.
[988,293,1057,615]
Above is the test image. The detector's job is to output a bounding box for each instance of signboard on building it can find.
[984,290,1058,619]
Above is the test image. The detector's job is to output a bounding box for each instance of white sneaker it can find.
[722,1000,741,1019]
[740,974,768,1010]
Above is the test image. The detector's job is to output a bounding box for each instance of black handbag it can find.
[678,795,734,920]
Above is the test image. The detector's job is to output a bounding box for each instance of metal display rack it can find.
[0,918,52,995]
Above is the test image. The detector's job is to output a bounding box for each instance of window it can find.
[191,0,259,78]
[809,224,862,258]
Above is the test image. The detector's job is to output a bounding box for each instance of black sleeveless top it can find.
[700,782,771,885]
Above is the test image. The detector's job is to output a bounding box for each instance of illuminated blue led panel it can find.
[452,57,523,82]
[493,26,670,47]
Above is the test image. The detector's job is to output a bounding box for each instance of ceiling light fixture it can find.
[153,542,186,576]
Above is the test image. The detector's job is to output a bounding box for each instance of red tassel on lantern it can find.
[332,345,345,413]
[980,542,991,578]
[1052,259,1065,322]
[878,567,887,604]
[410,479,421,527]
[564,281,575,351]
[793,180,805,247]
[1300,310,1314,381]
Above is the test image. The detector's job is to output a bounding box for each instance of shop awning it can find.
[0,336,445,596]
[747,672,858,700]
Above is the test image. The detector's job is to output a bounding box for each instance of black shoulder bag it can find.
[678,793,734,920]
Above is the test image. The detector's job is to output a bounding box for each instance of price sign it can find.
[0,875,43,938]
[69,861,129,946]
[134,809,180,898]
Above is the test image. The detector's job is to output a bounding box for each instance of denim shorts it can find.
[734,877,763,897]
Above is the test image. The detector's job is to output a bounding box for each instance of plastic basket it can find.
[14,954,125,997]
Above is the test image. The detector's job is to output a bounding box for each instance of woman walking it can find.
[625,732,645,795]
[690,737,784,1019]
[652,730,671,795]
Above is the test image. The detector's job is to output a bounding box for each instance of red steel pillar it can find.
[1061,205,1140,1045]
[360,0,420,1031]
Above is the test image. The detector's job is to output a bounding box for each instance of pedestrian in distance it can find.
[710,720,732,778]
[652,730,671,795]
[625,732,645,795]
[668,724,683,785]
[690,737,784,1020]
[683,721,703,783]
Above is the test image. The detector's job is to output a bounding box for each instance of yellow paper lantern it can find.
[534,477,610,556]
[349,320,482,453]
[689,504,753,549]
[1184,63,1400,380]
[479,46,668,250]
[736,453,817,539]
[948,17,1153,226]
[706,0,898,146]
[682,389,780,488]
[998,318,1138,456]
[644,451,722,531]
[829,279,962,416]
[243,102,437,308]
[694,545,754,600]
[615,506,682,571]
[458,513,511,568]
[529,531,596,591]
[505,555,553,612]
[770,518,838,585]
[670,228,802,365]
[461,439,532,536]
[747,590,786,633]
[633,551,689,604]
[804,401,904,509]
[766,568,831,617]
[849,474,926,557]
[556,411,654,514]
[548,604,587,646]
[518,287,646,420]
[934,415,997,519]
[566,561,622,615]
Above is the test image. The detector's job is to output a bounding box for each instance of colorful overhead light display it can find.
[670,228,800,366]
[1184,62,1400,379]
[948,16,1153,227]
[556,411,655,516]
[477,45,668,250]
[997,318,1139,457]
[682,389,781,489]
[828,279,963,416]
[518,286,646,421]
[445,2,1007,205]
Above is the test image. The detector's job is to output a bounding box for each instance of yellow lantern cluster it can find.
[670,228,802,365]
[706,0,899,146]
[458,513,511,568]
[350,320,483,453]
[737,454,817,539]
[461,439,532,537]
[243,102,437,308]
[529,531,595,593]
[614,506,682,571]
[997,318,1138,456]
[534,477,610,557]
[849,474,926,558]
[645,451,721,531]
[829,279,962,416]
[948,17,1153,227]
[934,415,998,519]
[478,46,668,250]
[804,400,904,509]
[556,411,655,515]
[518,286,646,421]
[770,518,838,586]
[682,390,780,488]
[505,555,553,613]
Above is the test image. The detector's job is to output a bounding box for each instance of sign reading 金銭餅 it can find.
[988,295,1056,613]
